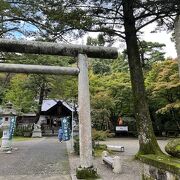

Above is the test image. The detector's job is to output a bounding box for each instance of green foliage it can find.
[87,34,105,46]
[4,74,36,113]
[14,128,23,137]
[91,91,115,130]
[0,0,179,156]
[76,167,99,179]
[5,53,74,66]
[123,40,166,69]
[49,75,78,100]
[74,137,80,155]
[94,144,109,157]
[89,55,129,75]
[0,53,78,113]
[90,69,133,131]
[0,1,10,12]
[0,73,12,104]
[145,60,180,131]
[94,144,107,150]
[92,61,111,75]
[73,130,109,155]
[121,117,137,132]
[0,129,2,138]
[142,174,154,180]
[14,125,33,137]
[1,0,179,41]
[92,129,108,141]
[110,55,129,73]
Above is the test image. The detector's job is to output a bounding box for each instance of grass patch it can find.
[94,144,113,157]
[13,137,34,141]
[0,136,34,142]
[94,149,105,157]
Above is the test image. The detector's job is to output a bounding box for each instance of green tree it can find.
[146,60,180,131]
[1,53,77,118]
[90,70,133,130]
[91,91,115,130]
[123,41,165,69]
[2,0,180,155]
[139,41,165,67]
[87,34,105,46]
[0,72,13,104]
[49,75,78,101]
[4,74,36,112]
[79,0,178,155]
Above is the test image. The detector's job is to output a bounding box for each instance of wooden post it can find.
[78,53,93,168]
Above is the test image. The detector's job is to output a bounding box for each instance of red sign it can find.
[118,117,123,125]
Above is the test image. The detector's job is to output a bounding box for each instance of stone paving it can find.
[0,137,71,180]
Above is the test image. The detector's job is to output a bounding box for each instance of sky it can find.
[77,23,177,59]
[142,23,177,59]
[18,21,177,59]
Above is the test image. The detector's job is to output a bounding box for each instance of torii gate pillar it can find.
[78,53,93,168]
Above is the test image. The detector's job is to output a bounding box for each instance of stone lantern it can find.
[0,102,16,152]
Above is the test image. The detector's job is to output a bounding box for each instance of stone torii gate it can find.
[0,39,118,170]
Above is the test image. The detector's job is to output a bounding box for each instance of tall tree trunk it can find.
[174,15,180,78]
[122,0,162,155]
[35,82,45,124]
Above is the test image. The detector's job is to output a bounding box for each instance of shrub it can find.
[74,129,109,155]
[0,130,2,138]
[94,144,107,150]
[14,124,33,137]
[14,128,23,136]
[76,167,99,179]
[92,129,108,141]
[74,137,80,155]
[107,132,115,138]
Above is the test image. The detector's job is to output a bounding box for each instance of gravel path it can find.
[67,137,170,180]
[0,137,170,180]
[0,137,71,180]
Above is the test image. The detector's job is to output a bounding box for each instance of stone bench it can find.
[102,151,122,173]
[103,156,113,167]
[107,145,124,152]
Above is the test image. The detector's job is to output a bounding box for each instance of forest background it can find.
[0,0,179,138]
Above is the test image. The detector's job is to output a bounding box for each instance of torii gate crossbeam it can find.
[0,39,118,170]
[0,63,79,75]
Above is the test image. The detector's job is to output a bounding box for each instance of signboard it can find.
[9,116,16,140]
[61,117,71,141]
[116,126,128,132]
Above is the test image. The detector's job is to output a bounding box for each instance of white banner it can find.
[116,126,128,131]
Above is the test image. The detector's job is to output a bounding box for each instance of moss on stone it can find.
[138,154,180,176]
[76,167,99,179]
[176,145,180,151]
[142,174,154,180]
[165,138,180,158]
